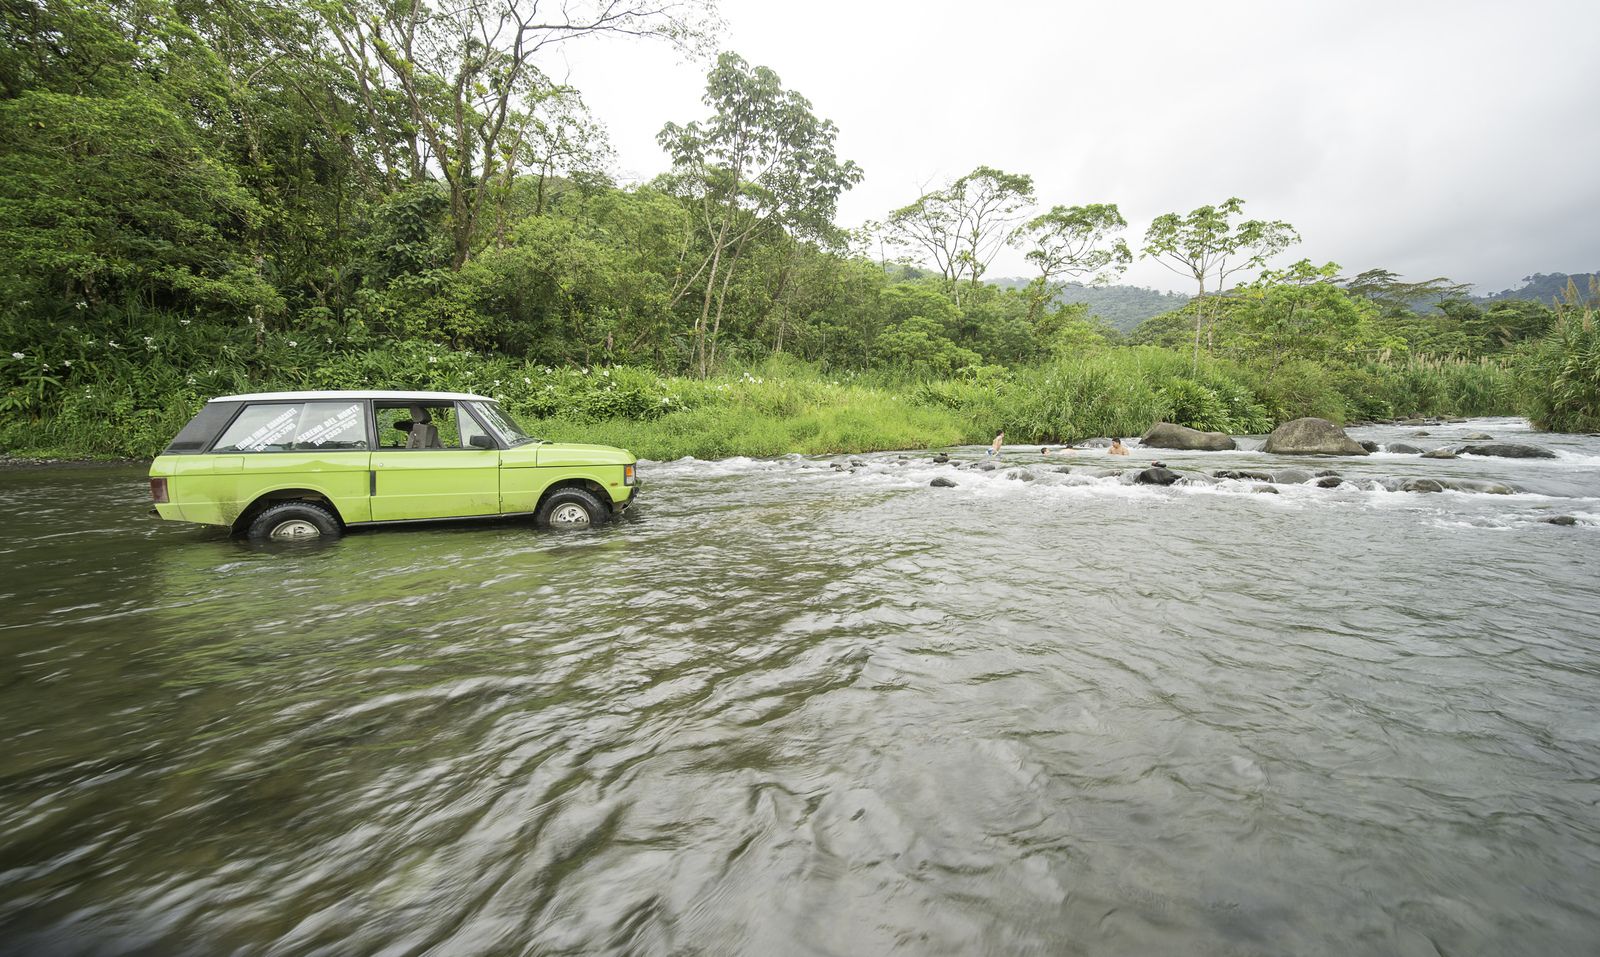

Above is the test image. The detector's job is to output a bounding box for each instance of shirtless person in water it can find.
[1109,438,1129,455]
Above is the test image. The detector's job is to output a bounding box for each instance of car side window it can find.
[374,404,464,449]
[213,401,369,453]
[458,404,494,449]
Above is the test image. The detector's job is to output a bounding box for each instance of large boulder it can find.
[1262,417,1369,456]
[1458,443,1557,459]
[1139,421,1237,451]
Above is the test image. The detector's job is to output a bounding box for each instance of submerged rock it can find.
[1459,443,1557,459]
[1251,485,1281,494]
[1440,479,1517,495]
[1421,447,1459,459]
[1462,431,1495,440]
[1545,515,1579,526]
[1402,479,1447,493]
[1386,442,1424,454]
[1214,469,1274,482]
[932,453,950,463]
[1005,469,1037,482]
[977,462,997,471]
[1314,476,1344,488]
[930,476,957,488]
[1412,430,1432,436]
[1263,417,1369,455]
[1133,466,1183,486]
[1139,421,1237,451]
[1270,468,1315,485]
[1076,437,1114,448]
[1359,440,1381,453]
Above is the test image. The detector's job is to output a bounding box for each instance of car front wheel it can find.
[247,501,342,543]
[536,488,608,530]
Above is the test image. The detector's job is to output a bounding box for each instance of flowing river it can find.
[3,417,1598,955]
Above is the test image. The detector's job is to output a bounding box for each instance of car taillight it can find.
[623,464,636,486]
[150,477,169,503]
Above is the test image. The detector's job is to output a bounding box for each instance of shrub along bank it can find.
[0,319,1523,461]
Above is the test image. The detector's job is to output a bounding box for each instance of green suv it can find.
[149,390,638,541]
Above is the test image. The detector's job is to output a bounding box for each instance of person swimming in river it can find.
[988,430,1005,456]
[1041,443,1076,455]
[1109,438,1129,455]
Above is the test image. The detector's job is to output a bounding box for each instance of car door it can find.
[369,401,500,521]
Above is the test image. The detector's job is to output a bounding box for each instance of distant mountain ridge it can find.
[1477,271,1598,304]
[988,277,1191,332]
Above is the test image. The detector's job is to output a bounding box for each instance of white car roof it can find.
[210,389,495,403]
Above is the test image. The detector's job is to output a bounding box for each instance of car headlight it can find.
[623,464,637,486]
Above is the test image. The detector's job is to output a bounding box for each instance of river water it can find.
[2,417,1598,956]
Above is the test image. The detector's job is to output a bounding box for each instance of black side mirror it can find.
[469,434,496,449]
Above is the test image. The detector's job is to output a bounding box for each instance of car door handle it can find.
[370,470,377,495]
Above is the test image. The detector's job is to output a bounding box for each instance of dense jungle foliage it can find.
[2,0,1596,459]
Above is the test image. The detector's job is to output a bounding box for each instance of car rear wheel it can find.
[536,488,608,530]
[248,502,342,543]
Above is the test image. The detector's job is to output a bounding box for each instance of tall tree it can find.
[314,0,714,269]
[1020,203,1131,321]
[658,51,862,376]
[1141,197,1298,368]
[885,166,1034,303]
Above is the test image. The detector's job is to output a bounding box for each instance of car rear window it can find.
[212,401,370,453]
[164,401,243,453]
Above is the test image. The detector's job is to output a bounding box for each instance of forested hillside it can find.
[3,0,1598,458]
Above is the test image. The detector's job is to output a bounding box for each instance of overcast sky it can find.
[558,0,1600,294]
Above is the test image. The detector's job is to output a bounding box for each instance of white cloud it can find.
[556,0,1600,293]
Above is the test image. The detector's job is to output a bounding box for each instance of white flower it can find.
[75,301,87,310]
[63,359,72,367]
[287,340,297,347]
[179,319,191,326]
[601,369,609,377]
[108,340,119,348]
[523,377,531,384]
[427,356,438,364]
[581,367,589,375]
[10,352,22,359]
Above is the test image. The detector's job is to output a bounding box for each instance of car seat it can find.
[405,405,442,449]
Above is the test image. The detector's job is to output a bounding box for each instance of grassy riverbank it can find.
[0,336,1524,461]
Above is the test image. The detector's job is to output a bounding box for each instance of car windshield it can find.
[472,401,542,446]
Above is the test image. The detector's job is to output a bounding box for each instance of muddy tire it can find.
[247,501,342,543]
[536,488,608,530]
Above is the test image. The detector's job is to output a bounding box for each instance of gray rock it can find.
[1462,431,1494,440]
[1271,468,1315,485]
[1359,440,1380,453]
[1314,476,1344,488]
[1545,515,1579,526]
[1178,473,1220,485]
[977,462,997,471]
[1005,469,1037,482]
[1139,421,1237,451]
[1459,443,1557,459]
[1386,443,1424,454]
[1313,470,1341,477]
[1262,417,1369,456]
[1214,469,1274,481]
[930,476,957,488]
[1412,430,1431,436]
[932,453,950,463]
[1054,466,1074,474]
[1447,417,1468,423]
[1077,437,1114,448]
[1252,485,1281,494]
[1421,447,1458,459]
[1402,479,1447,493]
[1134,466,1183,486]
